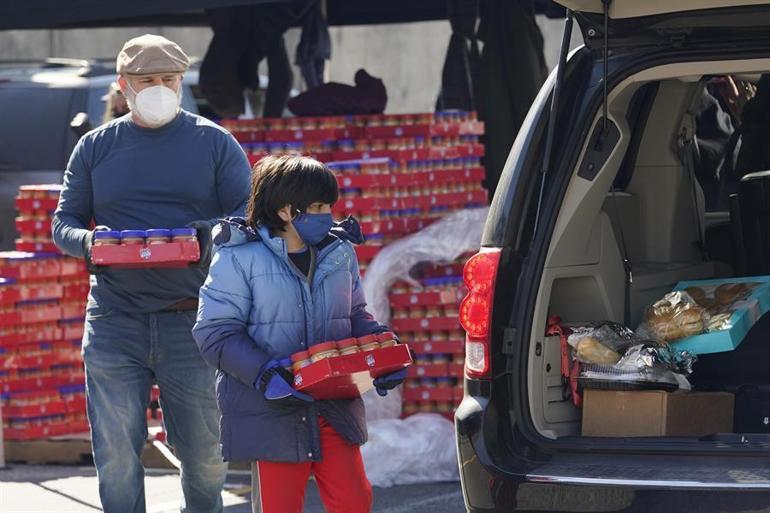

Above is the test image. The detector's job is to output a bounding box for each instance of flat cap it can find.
[116,34,190,76]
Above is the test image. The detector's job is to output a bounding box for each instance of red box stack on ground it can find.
[14,185,64,254]
[0,261,89,440]
[389,255,473,420]
[0,184,91,441]
[222,111,486,274]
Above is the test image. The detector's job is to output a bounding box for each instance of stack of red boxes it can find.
[0,252,90,440]
[3,185,168,444]
[389,257,471,420]
[14,185,63,254]
[221,111,486,273]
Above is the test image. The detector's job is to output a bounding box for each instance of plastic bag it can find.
[567,321,645,365]
[578,342,697,391]
[683,282,762,332]
[361,207,488,422]
[360,414,459,487]
[640,291,708,343]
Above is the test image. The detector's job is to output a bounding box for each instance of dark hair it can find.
[245,155,339,232]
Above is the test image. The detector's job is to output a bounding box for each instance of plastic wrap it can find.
[639,291,708,343]
[361,207,488,422]
[567,321,643,364]
[360,413,459,487]
[578,342,697,391]
[639,284,764,343]
[684,282,760,331]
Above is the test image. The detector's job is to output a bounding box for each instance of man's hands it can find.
[186,220,214,268]
[257,360,314,407]
[83,225,112,274]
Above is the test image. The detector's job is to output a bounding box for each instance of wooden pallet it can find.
[4,434,174,469]
[4,434,93,465]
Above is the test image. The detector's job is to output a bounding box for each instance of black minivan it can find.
[456,1,770,511]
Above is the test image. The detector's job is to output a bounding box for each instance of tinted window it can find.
[0,85,84,171]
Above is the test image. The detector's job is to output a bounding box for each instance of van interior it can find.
[529,60,770,443]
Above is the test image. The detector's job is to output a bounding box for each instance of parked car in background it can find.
[0,58,200,249]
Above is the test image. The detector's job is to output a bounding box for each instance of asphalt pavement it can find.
[0,464,466,513]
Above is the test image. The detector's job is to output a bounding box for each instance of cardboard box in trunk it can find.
[582,389,734,437]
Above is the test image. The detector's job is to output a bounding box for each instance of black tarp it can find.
[0,1,448,30]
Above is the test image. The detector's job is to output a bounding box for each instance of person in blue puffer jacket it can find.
[192,155,406,513]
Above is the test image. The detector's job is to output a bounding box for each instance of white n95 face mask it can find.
[126,83,182,128]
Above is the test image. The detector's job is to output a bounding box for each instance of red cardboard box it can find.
[91,241,200,268]
[293,344,412,400]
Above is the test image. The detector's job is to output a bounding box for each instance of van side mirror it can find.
[70,112,91,138]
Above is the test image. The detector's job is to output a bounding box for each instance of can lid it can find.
[357,334,378,346]
[309,341,338,355]
[0,251,39,261]
[336,338,359,349]
[94,231,121,239]
[290,350,310,363]
[171,228,197,237]
[146,229,172,238]
[120,230,146,238]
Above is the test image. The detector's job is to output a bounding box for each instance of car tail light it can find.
[459,248,502,378]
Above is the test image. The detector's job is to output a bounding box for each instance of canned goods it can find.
[357,334,380,352]
[308,341,340,362]
[336,337,360,355]
[120,230,146,245]
[93,231,121,246]
[146,229,172,245]
[171,228,197,243]
[290,351,312,373]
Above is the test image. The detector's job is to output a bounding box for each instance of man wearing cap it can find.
[52,34,249,513]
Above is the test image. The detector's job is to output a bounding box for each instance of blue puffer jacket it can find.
[192,217,386,463]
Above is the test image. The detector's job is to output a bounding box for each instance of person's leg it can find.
[312,418,373,513]
[151,311,228,513]
[83,304,153,513]
[251,460,312,513]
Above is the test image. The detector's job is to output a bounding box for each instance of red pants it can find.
[251,418,372,513]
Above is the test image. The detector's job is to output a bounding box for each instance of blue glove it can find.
[373,367,408,397]
[257,359,314,406]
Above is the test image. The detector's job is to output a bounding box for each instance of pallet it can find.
[3,433,174,469]
[4,434,92,465]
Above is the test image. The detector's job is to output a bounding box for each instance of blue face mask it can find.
[293,211,333,245]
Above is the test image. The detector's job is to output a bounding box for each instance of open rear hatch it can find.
[559,0,770,50]
[476,0,770,490]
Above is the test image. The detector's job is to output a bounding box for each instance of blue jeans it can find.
[83,301,227,513]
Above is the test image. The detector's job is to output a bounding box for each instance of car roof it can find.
[0,58,204,88]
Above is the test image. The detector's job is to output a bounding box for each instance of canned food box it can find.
[293,344,412,400]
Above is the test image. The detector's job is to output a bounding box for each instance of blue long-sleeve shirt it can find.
[52,110,251,313]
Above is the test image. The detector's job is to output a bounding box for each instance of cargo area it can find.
[529,62,770,443]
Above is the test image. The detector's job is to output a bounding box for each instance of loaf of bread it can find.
[714,283,753,305]
[575,336,622,365]
[646,304,705,342]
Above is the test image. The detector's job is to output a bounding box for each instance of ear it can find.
[277,204,293,223]
[117,75,129,95]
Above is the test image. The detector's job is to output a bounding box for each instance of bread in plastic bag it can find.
[579,342,697,391]
[642,290,708,342]
[567,321,645,364]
